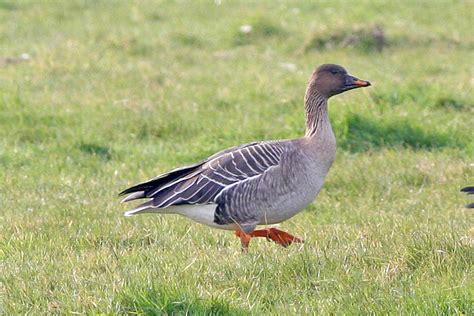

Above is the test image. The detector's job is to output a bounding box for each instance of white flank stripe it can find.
[240,149,259,174]
[213,169,239,182]
[214,165,277,201]
[247,147,266,170]
[260,145,279,162]
[201,174,227,186]
[148,169,200,197]
[253,145,272,166]
[230,152,248,176]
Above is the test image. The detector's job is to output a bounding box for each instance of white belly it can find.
[167,204,238,231]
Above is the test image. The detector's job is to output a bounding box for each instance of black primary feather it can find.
[118,143,256,204]
[461,186,474,195]
[461,186,474,209]
[119,162,204,198]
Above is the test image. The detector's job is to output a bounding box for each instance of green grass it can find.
[1,1,473,314]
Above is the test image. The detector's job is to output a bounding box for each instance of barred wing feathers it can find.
[120,141,287,216]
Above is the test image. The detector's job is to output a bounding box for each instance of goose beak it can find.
[344,75,371,90]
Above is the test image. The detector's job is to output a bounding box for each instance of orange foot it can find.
[235,227,303,251]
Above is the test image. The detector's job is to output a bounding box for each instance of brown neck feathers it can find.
[304,85,329,137]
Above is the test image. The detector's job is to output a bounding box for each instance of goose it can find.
[461,186,474,208]
[120,64,371,250]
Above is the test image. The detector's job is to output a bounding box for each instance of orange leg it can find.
[235,227,303,250]
[235,230,251,252]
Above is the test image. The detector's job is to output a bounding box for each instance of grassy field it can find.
[1,1,473,314]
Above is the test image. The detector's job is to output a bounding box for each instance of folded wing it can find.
[120,141,287,213]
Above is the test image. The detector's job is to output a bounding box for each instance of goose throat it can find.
[304,90,329,137]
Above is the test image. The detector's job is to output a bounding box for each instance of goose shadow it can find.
[339,114,463,153]
[117,287,248,315]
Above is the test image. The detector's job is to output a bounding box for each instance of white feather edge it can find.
[120,191,145,203]
[124,203,237,230]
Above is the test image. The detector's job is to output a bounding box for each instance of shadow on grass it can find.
[305,24,471,53]
[434,96,472,111]
[233,16,285,46]
[118,286,247,315]
[106,35,155,57]
[339,114,463,153]
[305,24,387,53]
[78,142,112,160]
[0,2,17,10]
[174,33,205,48]
[370,87,472,111]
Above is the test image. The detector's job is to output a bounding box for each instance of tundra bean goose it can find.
[461,186,474,208]
[120,64,371,250]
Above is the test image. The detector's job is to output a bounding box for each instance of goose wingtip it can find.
[461,186,474,194]
[120,196,129,204]
[120,191,146,203]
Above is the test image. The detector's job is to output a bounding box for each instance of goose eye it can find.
[331,70,338,74]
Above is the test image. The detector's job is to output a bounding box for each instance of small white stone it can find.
[279,62,297,72]
[291,8,300,14]
[239,24,252,34]
[20,53,30,60]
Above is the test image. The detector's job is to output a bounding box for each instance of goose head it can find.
[309,64,371,99]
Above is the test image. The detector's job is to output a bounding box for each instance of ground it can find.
[0,1,473,314]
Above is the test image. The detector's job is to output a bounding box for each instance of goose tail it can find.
[124,201,155,217]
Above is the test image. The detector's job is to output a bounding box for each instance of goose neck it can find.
[304,91,330,138]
